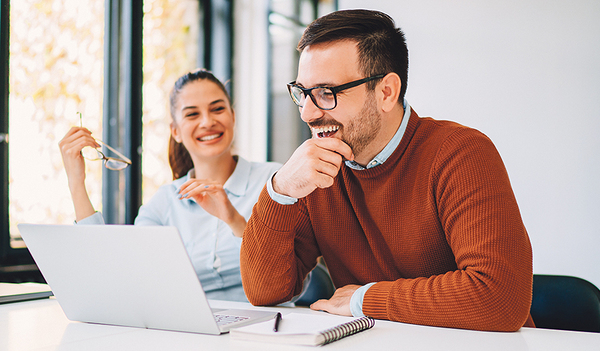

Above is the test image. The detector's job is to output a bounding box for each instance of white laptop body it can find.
[18,223,276,335]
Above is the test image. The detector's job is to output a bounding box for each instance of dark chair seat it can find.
[531,274,600,332]
[294,263,336,306]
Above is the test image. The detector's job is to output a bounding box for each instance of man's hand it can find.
[273,138,354,199]
[309,284,361,316]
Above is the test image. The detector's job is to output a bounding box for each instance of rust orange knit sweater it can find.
[241,109,534,332]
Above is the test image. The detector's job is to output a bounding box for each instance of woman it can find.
[59,69,281,302]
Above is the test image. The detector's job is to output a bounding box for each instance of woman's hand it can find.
[58,127,100,221]
[58,127,100,187]
[178,179,246,237]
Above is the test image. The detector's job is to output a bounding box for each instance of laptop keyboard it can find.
[214,314,250,326]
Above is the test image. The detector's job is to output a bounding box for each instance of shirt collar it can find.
[223,156,249,197]
[345,99,411,170]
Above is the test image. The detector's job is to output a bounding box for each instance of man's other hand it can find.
[309,284,361,317]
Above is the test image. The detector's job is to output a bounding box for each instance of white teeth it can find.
[312,125,339,135]
[199,133,221,141]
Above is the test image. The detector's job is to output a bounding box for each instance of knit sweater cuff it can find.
[255,187,301,232]
[362,281,395,319]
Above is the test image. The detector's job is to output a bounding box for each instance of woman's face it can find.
[171,80,235,161]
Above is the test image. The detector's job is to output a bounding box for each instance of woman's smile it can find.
[197,132,224,142]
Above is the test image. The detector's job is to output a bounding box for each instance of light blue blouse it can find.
[78,156,281,302]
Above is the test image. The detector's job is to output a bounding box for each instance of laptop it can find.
[0,282,53,304]
[18,223,277,334]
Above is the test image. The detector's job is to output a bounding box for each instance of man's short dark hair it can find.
[298,9,409,103]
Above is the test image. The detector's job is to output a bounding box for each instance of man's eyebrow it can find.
[296,81,336,88]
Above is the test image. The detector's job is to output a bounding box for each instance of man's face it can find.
[296,40,382,163]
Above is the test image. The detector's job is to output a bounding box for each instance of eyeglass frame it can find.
[78,112,132,171]
[84,139,132,171]
[286,74,385,111]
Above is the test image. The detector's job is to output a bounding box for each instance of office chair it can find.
[530,274,600,332]
[294,263,336,306]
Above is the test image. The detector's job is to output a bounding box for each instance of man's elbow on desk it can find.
[244,290,294,307]
[240,273,301,307]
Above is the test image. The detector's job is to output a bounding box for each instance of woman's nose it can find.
[198,112,216,128]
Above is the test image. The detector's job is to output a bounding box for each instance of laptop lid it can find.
[18,223,275,334]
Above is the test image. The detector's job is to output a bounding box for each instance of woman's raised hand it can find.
[58,127,100,185]
[58,127,100,221]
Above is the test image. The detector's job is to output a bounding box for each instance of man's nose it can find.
[300,95,324,123]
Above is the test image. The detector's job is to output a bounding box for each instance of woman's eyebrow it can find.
[181,105,197,111]
[209,99,226,105]
[181,99,226,111]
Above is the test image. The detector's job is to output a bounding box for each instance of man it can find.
[240,9,534,332]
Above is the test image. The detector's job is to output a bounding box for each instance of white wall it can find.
[340,0,600,288]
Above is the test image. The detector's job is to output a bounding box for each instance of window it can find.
[142,0,201,205]
[142,0,233,203]
[267,0,337,163]
[1,0,232,282]
[0,0,105,281]
[7,0,106,242]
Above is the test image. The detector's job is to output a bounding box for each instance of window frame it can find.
[266,0,338,162]
[102,0,144,225]
[0,0,234,282]
[0,0,38,278]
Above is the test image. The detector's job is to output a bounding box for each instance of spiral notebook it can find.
[230,313,375,346]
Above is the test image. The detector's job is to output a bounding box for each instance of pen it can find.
[273,312,282,332]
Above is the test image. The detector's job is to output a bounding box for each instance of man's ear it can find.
[170,122,182,143]
[379,73,402,113]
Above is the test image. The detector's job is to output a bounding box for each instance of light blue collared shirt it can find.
[267,100,412,316]
[78,156,281,302]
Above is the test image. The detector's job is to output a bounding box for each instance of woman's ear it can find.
[379,73,402,113]
[170,122,182,143]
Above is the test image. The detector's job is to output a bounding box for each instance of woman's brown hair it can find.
[168,69,232,180]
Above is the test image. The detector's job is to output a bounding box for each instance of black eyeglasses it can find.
[286,74,385,110]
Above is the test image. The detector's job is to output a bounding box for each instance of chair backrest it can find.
[294,263,336,306]
[531,274,600,332]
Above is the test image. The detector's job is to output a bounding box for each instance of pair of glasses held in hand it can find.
[78,113,132,171]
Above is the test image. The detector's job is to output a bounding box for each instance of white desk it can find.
[1,297,598,351]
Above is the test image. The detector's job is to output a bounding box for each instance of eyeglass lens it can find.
[104,159,129,171]
[80,147,129,170]
[81,146,103,161]
[289,86,336,110]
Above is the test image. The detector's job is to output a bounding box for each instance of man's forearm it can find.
[241,189,303,305]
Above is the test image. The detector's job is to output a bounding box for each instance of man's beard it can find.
[341,92,382,159]
[307,91,382,160]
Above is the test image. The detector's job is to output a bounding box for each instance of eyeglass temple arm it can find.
[95,139,132,164]
[329,74,385,94]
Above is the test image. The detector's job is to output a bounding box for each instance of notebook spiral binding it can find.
[319,316,375,345]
